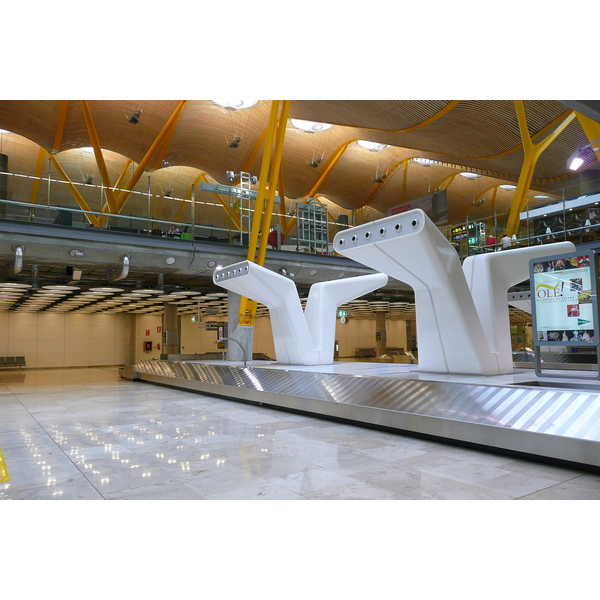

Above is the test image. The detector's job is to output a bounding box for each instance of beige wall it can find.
[334,318,408,358]
[0,312,128,368]
[1,309,411,367]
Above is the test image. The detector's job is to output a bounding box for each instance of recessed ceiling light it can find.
[291,119,333,133]
[357,140,390,152]
[413,158,440,166]
[212,100,259,111]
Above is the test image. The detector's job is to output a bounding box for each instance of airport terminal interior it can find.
[2,98,600,503]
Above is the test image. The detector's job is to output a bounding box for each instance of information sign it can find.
[530,252,599,347]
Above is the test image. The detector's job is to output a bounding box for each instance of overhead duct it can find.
[110,254,130,282]
[12,244,24,274]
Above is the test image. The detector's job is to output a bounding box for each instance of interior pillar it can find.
[123,313,136,365]
[375,311,387,357]
[228,290,253,362]
[163,302,180,355]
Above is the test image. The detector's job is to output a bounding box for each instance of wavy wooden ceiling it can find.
[0,99,597,221]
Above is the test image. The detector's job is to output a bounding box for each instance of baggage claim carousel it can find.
[122,356,600,472]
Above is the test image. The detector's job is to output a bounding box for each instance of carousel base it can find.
[122,359,600,471]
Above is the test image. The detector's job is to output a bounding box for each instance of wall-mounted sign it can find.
[530,252,598,347]
[145,329,150,336]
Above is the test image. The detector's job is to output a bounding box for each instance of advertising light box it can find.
[530,252,599,347]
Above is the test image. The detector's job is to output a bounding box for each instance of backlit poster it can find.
[530,252,599,347]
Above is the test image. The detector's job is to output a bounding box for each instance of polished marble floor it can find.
[1,366,600,500]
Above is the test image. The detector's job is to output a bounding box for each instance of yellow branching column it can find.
[237,100,285,326]
[505,102,576,237]
[575,112,600,165]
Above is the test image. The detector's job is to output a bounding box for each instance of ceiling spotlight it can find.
[568,137,600,171]
[128,110,141,125]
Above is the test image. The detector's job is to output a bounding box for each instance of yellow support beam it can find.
[46,151,101,227]
[238,101,282,325]
[575,111,600,165]
[114,159,133,190]
[0,447,9,482]
[454,184,501,223]
[150,109,184,171]
[505,103,576,236]
[284,141,353,237]
[198,173,245,231]
[278,164,287,233]
[114,101,187,213]
[256,101,291,267]
[29,147,47,204]
[51,100,69,153]
[80,101,117,214]
[243,125,269,173]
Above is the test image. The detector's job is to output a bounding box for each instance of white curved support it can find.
[304,272,388,363]
[333,209,500,375]
[214,261,387,365]
[214,261,319,365]
[462,241,575,373]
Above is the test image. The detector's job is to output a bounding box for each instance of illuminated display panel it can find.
[530,252,599,347]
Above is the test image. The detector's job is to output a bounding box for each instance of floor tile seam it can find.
[347,464,523,499]
[11,395,111,500]
[513,472,593,500]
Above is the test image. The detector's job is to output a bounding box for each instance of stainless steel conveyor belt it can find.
[122,360,600,470]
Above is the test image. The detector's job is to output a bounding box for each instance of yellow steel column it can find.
[52,101,69,153]
[0,447,9,482]
[278,164,287,233]
[46,151,100,227]
[238,101,281,325]
[29,147,47,204]
[284,141,352,237]
[256,100,290,267]
[505,102,576,236]
[243,127,269,173]
[114,101,187,212]
[197,174,245,231]
[80,101,117,214]
[244,101,281,262]
[575,112,600,163]
[114,159,133,190]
